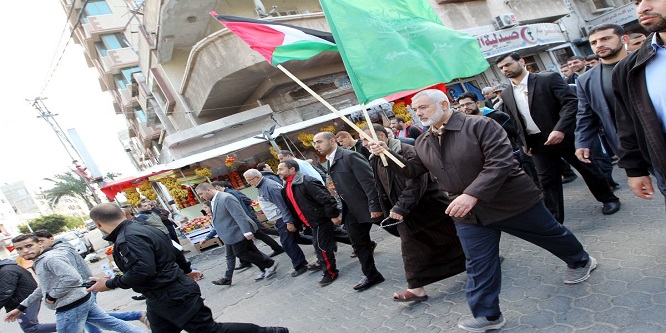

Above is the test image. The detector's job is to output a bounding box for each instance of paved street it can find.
[2,169,665,332]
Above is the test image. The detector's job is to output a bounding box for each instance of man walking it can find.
[335,131,371,159]
[498,52,621,223]
[243,169,311,277]
[613,0,666,205]
[277,160,340,286]
[362,124,466,302]
[313,131,384,291]
[0,258,56,333]
[277,150,324,184]
[212,181,284,257]
[86,203,289,333]
[574,23,628,189]
[368,89,596,332]
[390,117,423,140]
[196,183,279,282]
[6,235,144,333]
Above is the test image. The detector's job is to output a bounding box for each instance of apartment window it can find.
[82,0,112,24]
[95,33,129,57]
[135,107,147,123]
[114,67,140,89]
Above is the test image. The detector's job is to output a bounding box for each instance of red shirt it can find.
[284,174,310,227]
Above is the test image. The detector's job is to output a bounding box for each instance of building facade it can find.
[58,0,640,170]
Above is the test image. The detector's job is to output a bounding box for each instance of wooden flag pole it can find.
[361,105,388,166]
[276,64,405,168]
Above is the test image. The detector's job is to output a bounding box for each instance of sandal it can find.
[139,311,150,328]
[393,290,428,302]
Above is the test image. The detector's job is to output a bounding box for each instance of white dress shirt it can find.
[512,74,541,135]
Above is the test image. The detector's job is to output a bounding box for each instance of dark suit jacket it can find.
[328,147,382,224]
[574,65,620,156]
[501,72,578,149]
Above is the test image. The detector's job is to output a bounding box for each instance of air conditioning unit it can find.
[495,13,519,29]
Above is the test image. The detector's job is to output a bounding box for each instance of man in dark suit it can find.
[574,23,628,189]
[195,183,278,281]
[313,131,384,291]
[497,52,621,223]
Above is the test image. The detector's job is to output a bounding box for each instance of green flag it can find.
[319,0,489,104]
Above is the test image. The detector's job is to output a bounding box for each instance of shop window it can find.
[552,48,575,68]
[446,79,486,102]
[522,56,542,73]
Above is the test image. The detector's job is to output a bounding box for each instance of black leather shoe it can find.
[353,275,385,291]
[262,327,289,333]
[602,201,621,215]
[212,278,231,286]
[562,174,578,184]
[234,263,251,271]
[269,249,285,257]
[370,241,377,254]
[131,295,146,301]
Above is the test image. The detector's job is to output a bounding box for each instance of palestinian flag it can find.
[210,12,338,66]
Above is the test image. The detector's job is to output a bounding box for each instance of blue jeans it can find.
[454,203,589,318]
[55,296,144,333]
[275,218,308,269]
[17,300,57,333]
[85,312,144,333]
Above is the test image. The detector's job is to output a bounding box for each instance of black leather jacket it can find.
[104,220,191,294]
[0,260,37,311]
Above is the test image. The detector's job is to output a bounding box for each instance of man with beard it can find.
[367,89,596,332]
[313,131,384,292]
[458,92,518,142]
[566,55,590,84]
[390,117,423,140]
[498,52,621,223]
[613,0,666,205]
[361,124,466,302]
[627,32,647,51]
[574,24,628,190]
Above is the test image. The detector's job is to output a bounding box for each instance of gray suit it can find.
[210,191,257,245]
[575,65,621,156]
[211,191,273,271]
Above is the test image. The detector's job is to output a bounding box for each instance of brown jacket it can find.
[390,111,543,225]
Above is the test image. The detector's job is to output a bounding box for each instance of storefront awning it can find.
[162,99,389,170]
[99,166,172,201]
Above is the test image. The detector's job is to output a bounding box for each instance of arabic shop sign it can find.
[476,23,566,58]
[586,3,637,30]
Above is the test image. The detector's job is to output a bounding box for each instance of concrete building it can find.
[58,0,639,170]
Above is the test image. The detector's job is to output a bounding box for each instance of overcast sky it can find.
[0,0,137,189]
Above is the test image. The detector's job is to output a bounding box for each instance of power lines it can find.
[38,0,91,96]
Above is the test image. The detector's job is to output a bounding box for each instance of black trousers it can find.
[146,276,263,333]
[231,239,274,270]
[312,221,338,278]
[527,134,618,223]
[344,214,382,280]
[254,228,283,252]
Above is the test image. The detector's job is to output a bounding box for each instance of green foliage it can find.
[26,214,72,234]
[42,172,98,209]
[18,225,31,234]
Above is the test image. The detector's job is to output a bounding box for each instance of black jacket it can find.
[261,171,283,184]
[0,260,37,311]
[370,139,452,235]
[612,33,666,178]
[104,220,192,293]
[501,72,578,149]
[328,147,382,224]
[395,124,423,140]
[351,139,371,159]
[282,172,339,228]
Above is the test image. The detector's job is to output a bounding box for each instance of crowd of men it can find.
[2,1,664,332]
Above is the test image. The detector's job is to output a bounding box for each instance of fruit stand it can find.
[180,215,222,252]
